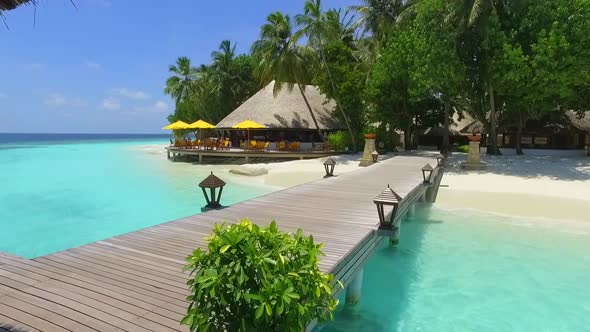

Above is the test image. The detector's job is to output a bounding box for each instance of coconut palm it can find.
[350,0,408,38]
[251,11,325,141]
[164,57,200,105]
[211,40,236,75]
[296,0,358,151]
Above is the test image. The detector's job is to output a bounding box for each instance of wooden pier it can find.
[166,146,337,163]
[0,155,443,332]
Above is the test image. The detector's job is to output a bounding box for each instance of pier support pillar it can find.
[345,269,364,305]
[198,154,203,163]
[418,191,426,203]
[389,232,400,246]
[408,203,416,217]
[167,149,170,159]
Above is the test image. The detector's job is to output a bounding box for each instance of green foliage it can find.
[456,144,470,153]
[182,219,340,332]
[164,41,258,125]
[251,11,325,139]
[327,131,351,151]
[313,40,365,144]
[164,0,590,154]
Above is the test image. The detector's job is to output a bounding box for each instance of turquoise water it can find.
[321,207,590,331]
[0,134,277,258]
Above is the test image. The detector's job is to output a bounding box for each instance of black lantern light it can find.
[422,163,434,184]
[323,157,336,177]
[199,172,226,210]
[371,150,379,162]
[436,154,446,167]
[373,185,403,236]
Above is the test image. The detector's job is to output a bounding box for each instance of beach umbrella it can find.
[232,119,266,143]
[187,119,216,143]
[187,120,216,129]
[162,121,190,130]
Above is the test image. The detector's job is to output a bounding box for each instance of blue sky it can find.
[0,0,358,134]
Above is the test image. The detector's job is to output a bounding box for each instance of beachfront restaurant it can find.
[215,81,345,151]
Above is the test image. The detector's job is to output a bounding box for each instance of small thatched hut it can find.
[216,81,344,146]
[567,110,590,155]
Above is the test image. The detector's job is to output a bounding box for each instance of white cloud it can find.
[100,97,121,111]
[114,88,150,100]
[21,63,46,71]
[123,101,170,114]
[100,99,168,114]
[153,100,169,112]
[44,93,88,108]
[83,60,102,69]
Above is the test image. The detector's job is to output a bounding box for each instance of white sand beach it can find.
[437,154,590,222]
[138,144,590,221]
[135,144,385,189]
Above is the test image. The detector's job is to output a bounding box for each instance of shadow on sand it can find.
[445,154,590,181]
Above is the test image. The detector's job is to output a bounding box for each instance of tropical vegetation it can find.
[165,0,590,154]
[183,219,340,331]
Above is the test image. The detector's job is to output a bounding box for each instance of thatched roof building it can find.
[216,81,344,130]
[0,0,32,12]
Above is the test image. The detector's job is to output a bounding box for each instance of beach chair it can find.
[249,140,257,151]
[264,142,270,151]
[277,141,287,151]
[256,142,265,151]
[223,139,230,150]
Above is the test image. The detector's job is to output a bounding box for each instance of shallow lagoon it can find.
[320,207,590,331]
[0,135,277,258]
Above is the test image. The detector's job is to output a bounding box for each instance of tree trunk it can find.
[487,84,501,155]
[317,40,358,152]
[404,124,412,151]
[515,111,524,155]
[441,99,451,156]
[297,84,325,142]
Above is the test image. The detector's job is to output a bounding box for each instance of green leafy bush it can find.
[327,131,351,151]
[182,219,340,332]
[456,144,469,153]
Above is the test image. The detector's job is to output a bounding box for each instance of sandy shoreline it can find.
[437,154,590,222]
[137,144,590,222]
[134,143,390,189]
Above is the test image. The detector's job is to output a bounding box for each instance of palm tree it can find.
[296,0,358,151]
[251,12,325,141]
[164,57,199,105]
[350,0,408,39]
[211,40,236,73]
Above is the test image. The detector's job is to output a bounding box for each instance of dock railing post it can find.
[345,269,364,305]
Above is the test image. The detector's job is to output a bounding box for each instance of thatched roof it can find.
[566,110,590,131]
[0,0,33,11]
[420,111,477,136]
[216,81,344,130]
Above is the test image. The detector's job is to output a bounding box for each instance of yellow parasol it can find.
[162,120,190,130]
[187,119,216,143]
[187,119,216,129]
[232,119,266,129]
[232,119,266,144]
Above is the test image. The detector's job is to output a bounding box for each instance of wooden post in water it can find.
[345,269,364,305]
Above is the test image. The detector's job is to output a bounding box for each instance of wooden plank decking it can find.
[166,146,337,162]
[0,155,438,332]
